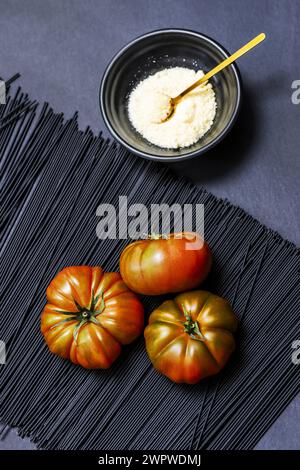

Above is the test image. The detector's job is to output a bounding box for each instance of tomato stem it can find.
[53,290,105,343]
[144,232,169,240]
[182,304,204,341]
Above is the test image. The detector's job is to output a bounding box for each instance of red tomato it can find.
[120,232,212,295]
[41,266,144,369]
[144,290,238,384]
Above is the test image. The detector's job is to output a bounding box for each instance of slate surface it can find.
[0,0,299,450]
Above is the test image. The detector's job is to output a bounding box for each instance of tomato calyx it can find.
[52,290,106,343]
[143,232,169,240]
[182,305,204,342]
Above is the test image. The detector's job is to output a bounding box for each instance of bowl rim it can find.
[99,28,242,162]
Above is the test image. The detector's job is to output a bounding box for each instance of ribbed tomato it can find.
[41,266,144,369]
[144,290,238,384]
[120,232,212,295]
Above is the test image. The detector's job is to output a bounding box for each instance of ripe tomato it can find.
[41,266,144,369]
[120,232,212,295]
[144,290,238,384]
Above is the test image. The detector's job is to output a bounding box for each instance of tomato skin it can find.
[120,233,212,295]
[41,266,144,369]
[144,290,237,384]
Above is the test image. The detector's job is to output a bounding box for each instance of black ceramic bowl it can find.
[100,29,242,162]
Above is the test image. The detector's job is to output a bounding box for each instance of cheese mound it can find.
[128,67,217,149]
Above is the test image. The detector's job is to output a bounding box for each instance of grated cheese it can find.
[128,67,217,149]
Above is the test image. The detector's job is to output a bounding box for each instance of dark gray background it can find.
[0,0,299,450]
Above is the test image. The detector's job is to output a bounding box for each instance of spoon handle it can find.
[174,33,266,103]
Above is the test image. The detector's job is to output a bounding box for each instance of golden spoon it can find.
[152,33,266,123]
